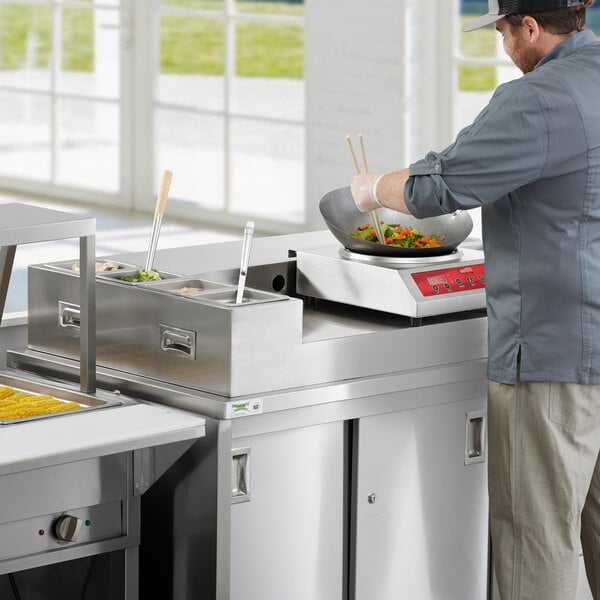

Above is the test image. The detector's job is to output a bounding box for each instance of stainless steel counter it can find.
[5,229,491,600]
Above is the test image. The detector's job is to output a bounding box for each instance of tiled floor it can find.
[1,192,241,314]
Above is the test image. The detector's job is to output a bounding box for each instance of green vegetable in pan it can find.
[121,269,161,282]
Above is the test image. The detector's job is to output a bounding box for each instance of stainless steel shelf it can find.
[0,203,96,392]
[0,203,95,245]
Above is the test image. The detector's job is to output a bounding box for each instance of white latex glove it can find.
[350,172,383,212]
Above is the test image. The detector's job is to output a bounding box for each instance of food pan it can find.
[195,288,288,307]
[96,269,181,285]
[45,258,137,274]
[142,278,230,296]
[0,373,121,426]
[320,187,473,257]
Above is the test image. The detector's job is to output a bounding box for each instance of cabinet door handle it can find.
[465,410,486,465]
[231,447,251,504]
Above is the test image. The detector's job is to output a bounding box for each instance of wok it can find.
[320,187,473,257]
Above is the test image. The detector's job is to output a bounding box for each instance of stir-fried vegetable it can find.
[350,223,445,248]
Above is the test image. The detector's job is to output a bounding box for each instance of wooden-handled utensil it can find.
[346,135,385,245]
[145,170,173,272]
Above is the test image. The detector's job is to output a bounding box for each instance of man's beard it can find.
[514,44,544,74]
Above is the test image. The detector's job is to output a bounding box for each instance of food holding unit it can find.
[7,192,491,599]
[0,204,205,600]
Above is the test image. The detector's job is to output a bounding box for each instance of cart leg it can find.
[79,234,96,393]
[124,546,139,600]
[0,245,16,324]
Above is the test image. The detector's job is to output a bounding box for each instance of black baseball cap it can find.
[462,0,587,32]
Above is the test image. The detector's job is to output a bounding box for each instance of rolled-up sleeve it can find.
[404,79,549,218]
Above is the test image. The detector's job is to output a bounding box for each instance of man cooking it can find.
[349,1,600,598]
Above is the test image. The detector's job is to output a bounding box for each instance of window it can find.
[456,0,600,132]
[457,1,518,132]
[0,0,306,229]
[154,0,305,228]
[0,0,122,199]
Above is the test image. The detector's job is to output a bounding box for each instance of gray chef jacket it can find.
[404,29,600,385]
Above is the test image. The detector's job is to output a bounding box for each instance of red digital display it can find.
[411,263,485,297]
[428,275,447,286]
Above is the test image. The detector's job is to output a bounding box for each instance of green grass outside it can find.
[160,16,303,77]
[236,22,303,77]
[160,16,226,75]
[459,17,497,91]
[0,4,498,87]
[0,4,51,70]
[0,1,304,78]
[0,4,93,71]
[161,0,303,16]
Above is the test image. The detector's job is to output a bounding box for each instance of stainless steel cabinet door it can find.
[352,397,489,600]
[230,421,345,600]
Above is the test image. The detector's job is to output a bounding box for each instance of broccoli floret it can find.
[120,269,161,282]
[135,269,161,282]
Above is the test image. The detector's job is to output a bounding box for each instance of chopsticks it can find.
[346,135,386,245]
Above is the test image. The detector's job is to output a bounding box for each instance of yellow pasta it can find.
[0,387,80,420]
[0,386,15,400]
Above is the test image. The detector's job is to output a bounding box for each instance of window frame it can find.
[0,0,128,206]
[133,0,307,232]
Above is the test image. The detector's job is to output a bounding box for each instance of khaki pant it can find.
[488,379,600,600]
